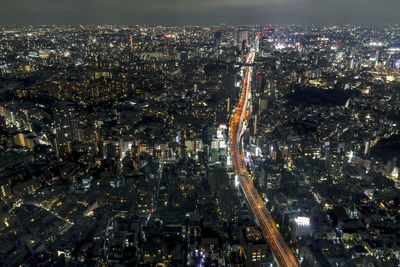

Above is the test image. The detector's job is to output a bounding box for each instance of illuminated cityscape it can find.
[1,4,400,267]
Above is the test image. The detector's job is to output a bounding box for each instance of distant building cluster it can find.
[250,24,400,266]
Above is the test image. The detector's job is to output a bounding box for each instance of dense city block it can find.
[0,24,400,266]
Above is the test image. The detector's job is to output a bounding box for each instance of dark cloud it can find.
[0,0,399,25]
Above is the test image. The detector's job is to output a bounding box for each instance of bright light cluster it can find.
[294,216,310,226]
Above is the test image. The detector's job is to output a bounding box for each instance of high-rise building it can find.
[52,103,78,144]
[0,182,11,199]
[386,157,397,177]
[258,96,268,115]
[13,132,25,147]
[259,36,273,56]
[214,31,223,46]
[236,30,248,47]
[241,39,248,52]
[363,141,370,155]
[129,34,133,50]
[253,114,257,135]
[240,227,272,266]
[254,35,260,52]
[50,135,60,157]
[290,216,312,239]
[0,116,6,129]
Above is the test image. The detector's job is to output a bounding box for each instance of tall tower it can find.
[129,34,133,51]
[254,114,257,135]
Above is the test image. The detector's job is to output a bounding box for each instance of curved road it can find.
[230,52,299,267]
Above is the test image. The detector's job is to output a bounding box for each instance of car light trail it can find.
[229,51,299,267]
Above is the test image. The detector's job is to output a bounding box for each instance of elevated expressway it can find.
[229,52,299,267]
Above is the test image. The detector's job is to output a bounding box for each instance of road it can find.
[229,52,299,267]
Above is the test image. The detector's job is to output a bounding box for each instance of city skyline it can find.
[1,12,400,267]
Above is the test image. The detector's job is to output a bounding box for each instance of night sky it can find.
[0,0,399,25]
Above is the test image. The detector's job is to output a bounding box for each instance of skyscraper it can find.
[52,102,78,145]
[236,30,248,47]
[214,31,223,46]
